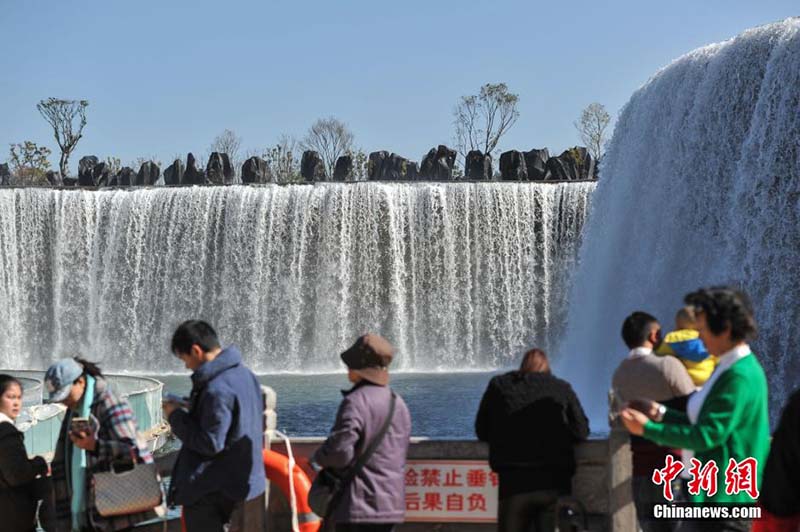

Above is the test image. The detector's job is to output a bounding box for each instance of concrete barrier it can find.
[155,386,636,531]
[266,436,634,531]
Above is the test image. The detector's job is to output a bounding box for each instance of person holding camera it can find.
[44,357,155,531]
[620,287,770,532]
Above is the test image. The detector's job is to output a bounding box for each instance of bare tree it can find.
[264,134,301,183]
[453,83,519,161]
[37,98,89,181]
[105,156,122,175]
[301,117,355,179]
[575,102,611,161]
[131,155,162,169]
[349,148,369,181]
[209,129,242,163]
[9,141,51,185]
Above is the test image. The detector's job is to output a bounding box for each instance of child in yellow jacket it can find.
[655,306,716,386]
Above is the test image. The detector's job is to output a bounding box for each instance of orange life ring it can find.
[263,448,322,532]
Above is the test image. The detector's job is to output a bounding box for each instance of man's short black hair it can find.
[684,286,757,342]
[171,320,221,355]
[621,311,659,349]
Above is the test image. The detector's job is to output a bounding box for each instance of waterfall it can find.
[558,18,800,423]
[0,182,594,372]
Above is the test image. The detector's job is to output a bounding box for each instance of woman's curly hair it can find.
[684,286,757,342]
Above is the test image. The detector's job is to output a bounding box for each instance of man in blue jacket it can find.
[164,320,266,532]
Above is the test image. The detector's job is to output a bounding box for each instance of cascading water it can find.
[558,18,800,424]
[0,182,594,373]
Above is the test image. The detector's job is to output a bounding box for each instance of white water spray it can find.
[559,18,800,423]
[0,182,593,372]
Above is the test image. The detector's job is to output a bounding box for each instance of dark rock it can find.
[301,151,326,181]
[117,169,136,187]
[385,153,408,180]
[546,157,570,181]
[46,171,61,186]
[382,154,399,179]
[0,163,9,185]
[242,156,271,184]
[386,153,412,180]
[78,156,100,186]
[546,147,595,181]
[420,145,456,180]
[75,158,111,187]
[523,148,550,181]
[368,151,389,180]
[207,152,235,185]
[465,151,493,180]
[164,159,184,186]
[499,150,528,180]
[114,167,137,187]
[368,151,417,180]
[136,161,160,186]
[578,148,596,180]
[183,153,205,185]
[93,162,110,187]
[333,155,353,181]
[405,161,420,180]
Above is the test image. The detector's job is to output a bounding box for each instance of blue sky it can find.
[1,1,796,172]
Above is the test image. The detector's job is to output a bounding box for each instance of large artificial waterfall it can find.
[0,182,594,372]
[559,18,800,423]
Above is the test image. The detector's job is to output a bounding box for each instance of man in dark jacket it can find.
[164,320,266,532]
[475,348,589,532]
[312,334,412,532]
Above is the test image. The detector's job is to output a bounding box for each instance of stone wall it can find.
[2,145,597,188]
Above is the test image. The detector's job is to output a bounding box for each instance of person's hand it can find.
[69,430,97,451]
[162,400,180,418]
[620,408,649,436]
[31,455,48,476]
[627,399,661,420]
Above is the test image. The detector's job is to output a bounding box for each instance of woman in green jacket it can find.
[621,286,769,531]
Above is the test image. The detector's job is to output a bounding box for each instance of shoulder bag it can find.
[92,449,163,517]
[308,392,397,518]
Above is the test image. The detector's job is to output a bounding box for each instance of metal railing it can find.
[0,370,165,457]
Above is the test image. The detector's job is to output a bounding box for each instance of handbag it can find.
[308,392,397,518]
[92,450,163,517]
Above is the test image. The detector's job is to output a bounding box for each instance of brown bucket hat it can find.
[340,333,394,386]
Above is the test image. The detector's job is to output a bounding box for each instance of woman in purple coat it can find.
[312,334,413,532]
